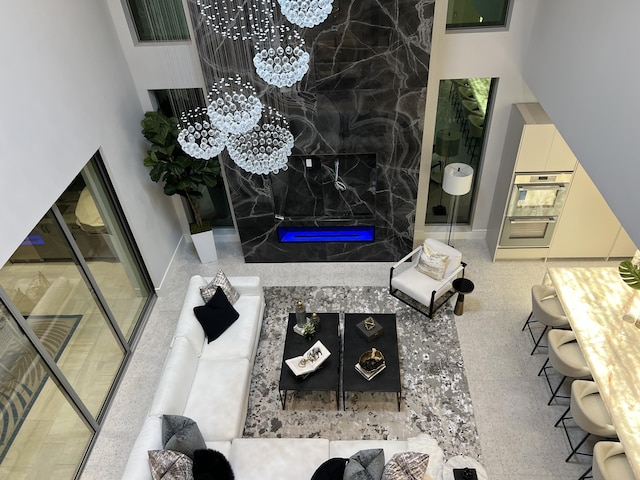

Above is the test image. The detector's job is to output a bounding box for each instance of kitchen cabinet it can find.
[513,103,577,173]
[550,164,636,258]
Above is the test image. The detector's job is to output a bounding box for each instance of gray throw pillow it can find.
[200,269,240,304]
[161,415,206,459]
[415,244,449,280]
[344,449,385,480]
[381,452,430,480]
[148,449,194,480]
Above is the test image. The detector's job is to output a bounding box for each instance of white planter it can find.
[191,230,217,263]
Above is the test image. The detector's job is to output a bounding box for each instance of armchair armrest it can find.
[432,263,465,297]
[391,246,422,271]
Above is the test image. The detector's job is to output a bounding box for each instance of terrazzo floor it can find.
[81,235,622,480]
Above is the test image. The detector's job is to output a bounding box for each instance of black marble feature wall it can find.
[187,0,434,262]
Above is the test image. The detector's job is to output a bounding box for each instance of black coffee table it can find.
[278,313,340,409]
[342,313,401,411]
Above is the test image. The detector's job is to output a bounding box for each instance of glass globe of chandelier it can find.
[206,76,263,135]
[195,0,276,41]
[177,107,227,160]
[277,0,334,28]
[226,106,294,175]
[253,25,310,88]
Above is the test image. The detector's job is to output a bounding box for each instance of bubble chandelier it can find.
[253,25,310,88]
[277,0,334,28]
[206,76,263,135]
[226,106,293,175]
[177,107,228,160]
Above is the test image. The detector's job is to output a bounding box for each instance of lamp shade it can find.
[442,163,473,196]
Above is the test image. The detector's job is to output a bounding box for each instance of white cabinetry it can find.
[513,103,577,173]
[550,164,637,258]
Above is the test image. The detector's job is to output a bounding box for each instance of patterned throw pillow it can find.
[25,272,51,301]
[344,449,385,480]
[148,450,194,480]
[200,269,240,305]
[381,452,430,480]
[415,244,449,281]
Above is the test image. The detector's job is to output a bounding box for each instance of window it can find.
[446,0,510,29]
[426,77,496,226]
[0,153,154,477]
[125,0,190,42]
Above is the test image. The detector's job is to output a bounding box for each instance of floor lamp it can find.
[432,128,461,216]
[442,162,474,246]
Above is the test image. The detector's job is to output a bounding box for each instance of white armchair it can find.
[389,238,466,318]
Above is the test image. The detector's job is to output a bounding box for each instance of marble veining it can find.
[244,286,481,459]
[187,0,435,262]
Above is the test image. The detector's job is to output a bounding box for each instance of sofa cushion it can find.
[193,288,240,343]
[148,450,194,480]
[381,452,430,480]
[229,438,330,480]
[122,416,164,480]
[149,338,199,416]
[310,457,348,480]
[192,449,234,480]
[344,449,385,480]
[200,270,240,304]
[200,294,263,361]
[161,415,206,459]
[183,358,252,441]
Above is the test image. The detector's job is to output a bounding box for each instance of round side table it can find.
[443,455,487,480]
[452,278,474,316]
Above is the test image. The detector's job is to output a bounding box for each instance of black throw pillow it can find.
[192,449,234,480]
[193,287,240,342]
[311,457,348,480]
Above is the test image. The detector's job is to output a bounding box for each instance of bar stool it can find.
[591,441,634,480]
[523,285,570,355]
[467,115,484,160]
[538,330,591,405]
[555,380,617,463]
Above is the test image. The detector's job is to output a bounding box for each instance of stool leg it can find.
[530,325,549,355]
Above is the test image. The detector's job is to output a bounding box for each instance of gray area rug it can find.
[243,286,481,459]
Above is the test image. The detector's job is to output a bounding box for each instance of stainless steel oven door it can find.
[506,173,572,218]
[500,216,557,247]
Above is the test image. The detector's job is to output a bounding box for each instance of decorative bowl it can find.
[358,347,385,373]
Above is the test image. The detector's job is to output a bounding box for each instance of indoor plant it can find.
[619,250,640,290]
[141,110,221,260]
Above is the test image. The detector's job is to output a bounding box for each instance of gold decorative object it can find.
[364,316,376,331]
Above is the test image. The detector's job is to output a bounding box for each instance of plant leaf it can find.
[619,260,640,290]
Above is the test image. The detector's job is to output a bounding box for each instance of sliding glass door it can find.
[0,152,154,478]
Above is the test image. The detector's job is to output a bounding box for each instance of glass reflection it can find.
[447,0,510,28]
[0,300,92,479]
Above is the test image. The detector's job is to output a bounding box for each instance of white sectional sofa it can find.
[122,274,445,480]
[123,275,265,479]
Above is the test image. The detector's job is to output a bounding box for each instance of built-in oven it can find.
[500,172,573,247]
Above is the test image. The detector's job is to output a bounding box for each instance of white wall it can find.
[0,0,182,287]
[416,0,540,243]
[523,1,640,246]
[105,0,205,111]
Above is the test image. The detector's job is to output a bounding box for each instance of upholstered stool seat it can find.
[523,284,569,355]
[592,441,634,480]
[555,380,617,463]
[539,329,591,404]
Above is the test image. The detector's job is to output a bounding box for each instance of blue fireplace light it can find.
[278,226,374,243]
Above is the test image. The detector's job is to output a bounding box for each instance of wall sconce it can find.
[442,162,474,246]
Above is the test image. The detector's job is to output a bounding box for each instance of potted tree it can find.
[141,110,221,263]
